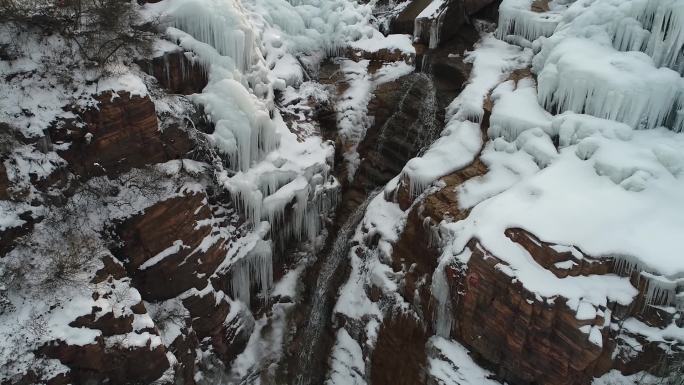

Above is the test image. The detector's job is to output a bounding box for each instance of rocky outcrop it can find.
[392,0,497,47]
[181,289,253,365]
[51,92,193,178]
[382,171,681,385]
[115,192,227,301]
[40,340,169,385]
[0,211,34,256]
[448,239,606,385]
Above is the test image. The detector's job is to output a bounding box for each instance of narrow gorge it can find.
[0,0,682,385]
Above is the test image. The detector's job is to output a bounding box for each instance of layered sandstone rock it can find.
[40,340,169,385]
[51,92,193,178]
[115,192,226,301]
[449,239,606,385]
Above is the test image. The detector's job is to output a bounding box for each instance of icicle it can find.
[536,38,684,131]
[227,178,263,225]
[431,257,454,338]
[612,254,644,278]
[641,272,679,308]
[180,52,186,82]
[673,96,684,133]
[643,0,684,74]
[613,17,650,53]
[229,239,273,305]
[496,0,560,42]
[169,1,256,73]
[163,54,171,88]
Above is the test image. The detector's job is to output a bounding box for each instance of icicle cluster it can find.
[261,175,337,247]
[413,0,451,49]
[613,255,683,310]
[496,0,561,42]
[168,0,257,73]
[632,0,684,75]
[230,239,274,305]
[536,38,684,131]
[431,257,455,338]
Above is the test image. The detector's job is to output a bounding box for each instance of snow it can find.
[593,370,661,385]
[440,129,684,306]
[489,78,553,141]
[97,73,149,99]
[400,120,482,197]
[554,260,578,270]
[397,33,533,198]
[271,265,303,300]
[0,25,150,138]
[423,0,684,323]
[621,317,684,344]
[334,193,408,321]
[446,34,532,123]
[456,140,540,209]
[0,206,25,231]
[575,301,597,321]
[326,329,367,385]
[350,34,415,55]
[428,337,502,385]
[139,240,189,270]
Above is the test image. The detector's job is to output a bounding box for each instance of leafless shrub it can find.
[0,0,159,72]
[149,304,186,333]
[33,224,100,290]
[25,309,49,338]
[653,351,684,385]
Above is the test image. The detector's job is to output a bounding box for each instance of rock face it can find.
[40,340,169,385]
[116,192,226,301]
[115,190,256,374]
[0,163,10,200]
[140,51,208,95]
[181,289,254,366]
[370,314,429,385]
[392,0,497,47]
[449,239,606,385]
[357,72,441,185]
[51,92,193,178]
